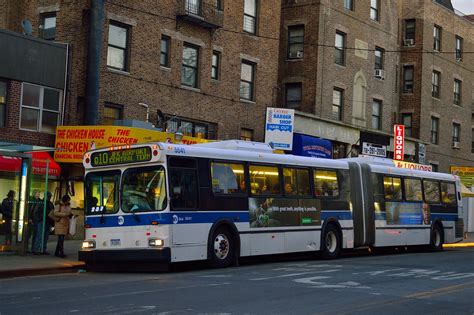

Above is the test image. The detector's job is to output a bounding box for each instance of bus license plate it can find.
[111,239,121,246]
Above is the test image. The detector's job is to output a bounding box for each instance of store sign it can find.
[362,142,387,158]
[394,160,432,172]
[54,125,208,163]
[264,107,294,150]
[90,146,152,167]
[450,166,474,188]
[393,125,405,161]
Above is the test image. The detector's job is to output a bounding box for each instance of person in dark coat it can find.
[1,190,15,245]
[27,190,42,253]
[41,192,55,254]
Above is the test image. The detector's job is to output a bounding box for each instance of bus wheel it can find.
[430,224,444,252]
[209,227,234,268]
[321,224,341,259]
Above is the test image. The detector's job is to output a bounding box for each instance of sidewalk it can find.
[0,238,85,279]
[0,233,473,279]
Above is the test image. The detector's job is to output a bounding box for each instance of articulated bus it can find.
[79,140,464,268]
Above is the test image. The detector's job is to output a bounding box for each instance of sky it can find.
[451,0,474,14]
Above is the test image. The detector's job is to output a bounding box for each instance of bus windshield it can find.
[85,171,120,215]
[122,166,167,212]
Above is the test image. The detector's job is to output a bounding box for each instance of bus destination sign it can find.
[91,147,152,167]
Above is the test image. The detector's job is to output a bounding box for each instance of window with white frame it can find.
[344,0,354,10]
[374,47,384,70]
[454,79,461,105]
[20,83,61,134]
[433,25,441,51]
[240,60,255,101]
[335,31,345,65]
[402,113,412,137]
[455,36,463,61]
[370,0,379,21]
[432,71,440,98]
[332,88,343,121]
[107,21,130,71]
[243,0,257,34]
[431,117,439,145]
[182,43,199,88]
[372,99,382,130]
[453,123,460,146]
[288,25,304,59]
[211,51,220,80]
[404,19,415,41]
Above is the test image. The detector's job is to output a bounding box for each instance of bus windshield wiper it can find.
[130,205,141,222]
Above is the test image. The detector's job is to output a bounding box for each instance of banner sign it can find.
[264,107,294,150]
[393,125,405,161]
[55,125,208,163]
[450,166,474,188]
[393,160,432,172]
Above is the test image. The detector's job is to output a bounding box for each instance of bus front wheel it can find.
[430,224,444,252]
[321,224,341,259]
[209,226,235,268]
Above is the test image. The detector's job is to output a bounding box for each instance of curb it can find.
[0,263,85,279]
[443,242,474,248]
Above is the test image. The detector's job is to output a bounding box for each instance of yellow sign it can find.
[393,160,432,172]
[450,166,474,188]
[54,125,209,163]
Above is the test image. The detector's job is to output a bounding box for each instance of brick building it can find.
[1,0,280,145]
[278,0,474,171]
[399,0,474,172]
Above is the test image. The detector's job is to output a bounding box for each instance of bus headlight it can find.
[82,240,96,249]
[148,238,164,247]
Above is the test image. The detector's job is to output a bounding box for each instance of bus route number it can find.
[174,147,186,154]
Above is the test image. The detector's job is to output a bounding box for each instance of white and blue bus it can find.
[79,140,464,268]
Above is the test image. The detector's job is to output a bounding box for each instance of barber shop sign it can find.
[393,125,405,161]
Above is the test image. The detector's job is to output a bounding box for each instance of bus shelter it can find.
[0,151,61,254]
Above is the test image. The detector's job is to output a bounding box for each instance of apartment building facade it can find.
[1,0,280,145]
[399,0,474,172]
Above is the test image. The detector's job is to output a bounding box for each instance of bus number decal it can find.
[174,147,186,154]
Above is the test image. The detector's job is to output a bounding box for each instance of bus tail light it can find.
[148,238,164,247]
[82,240,96,249]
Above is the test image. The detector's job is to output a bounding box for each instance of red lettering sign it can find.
[394,125,405,161]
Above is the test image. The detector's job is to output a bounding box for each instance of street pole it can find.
[40,159,49,253]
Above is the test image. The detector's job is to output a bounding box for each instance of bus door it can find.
[348,162,375,247]
[167,157,203,246]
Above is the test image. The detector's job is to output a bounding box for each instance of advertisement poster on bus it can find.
[264,107,294,151]
[385,202,430,225]
[54,125,208,163]
[249,197,320,227]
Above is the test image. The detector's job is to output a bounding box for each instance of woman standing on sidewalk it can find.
[53,195,72,258]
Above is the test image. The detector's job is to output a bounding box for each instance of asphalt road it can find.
[1,248,473,314]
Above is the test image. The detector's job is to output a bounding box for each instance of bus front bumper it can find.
[78,248,171,263]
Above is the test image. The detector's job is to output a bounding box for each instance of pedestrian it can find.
[27,190,42,253]
[53,194,72,258]
[1,190,15,246]
[41,191,55,254]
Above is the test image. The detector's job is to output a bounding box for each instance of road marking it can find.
[406,281,474,299]
[250,268,340,281]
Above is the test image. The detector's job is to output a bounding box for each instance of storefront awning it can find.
[0,155,21,172]
[29,152,61,177]
[291,133,332,159]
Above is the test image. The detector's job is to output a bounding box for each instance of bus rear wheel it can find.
[430,224,444,252]
[321,224,341,259]
[209,227,235,268]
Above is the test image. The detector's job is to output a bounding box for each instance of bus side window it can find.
[169,168,198,210]
[210,162,245,194]
[283,168,310,197]
[423,179,440,204]
[313,169,339,198]
[249,164,280,196]
[440,182,457,205]
[383,176,402,200]
[405,178,422,201]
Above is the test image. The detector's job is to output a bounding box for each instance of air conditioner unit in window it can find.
[296,51,304,58]
[374,69,385,79]
[403,38,414,46]
[452,141,460,149]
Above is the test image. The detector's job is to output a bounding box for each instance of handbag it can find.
[69,215,77,236]
[48,210,59,222]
